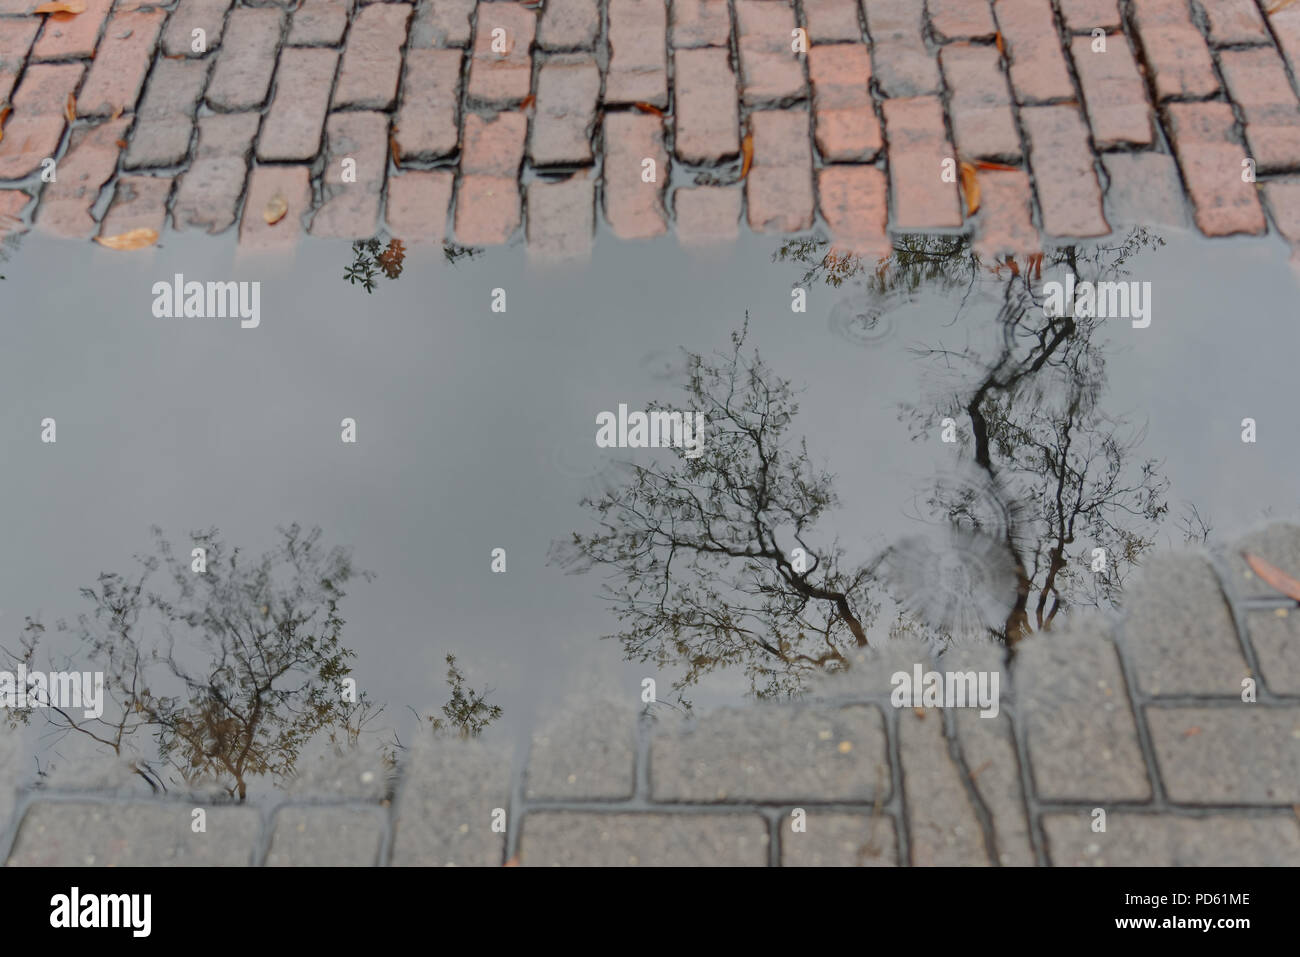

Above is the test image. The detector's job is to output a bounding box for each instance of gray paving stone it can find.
[819,636,937,697]
[650,703,889,803]
[898,708,989,865]
[204,7,285,111]
[1102,152,1191,229]
[124,57,209,169]
[161,0,233,58]
[779,811,899,866]
[538,0,600,50]
[389,738,512,866]
[172,112,259,233]
[1120,554,1250,696]
[1224,523,1300,600]
[524,698,636,800]
[955,709,1035,865]
[409,0,475,47]
[1043,812,1300,865]
[288,747,391,800]
[1246,609,1300,695]
[518,811,769,865]
[265,806,386,865]
[289,0,352,45]
[1016,621,1152,801]
[1147,706,1300,804]
[6,801,260,866]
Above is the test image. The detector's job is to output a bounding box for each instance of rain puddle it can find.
[2,220,1298,800]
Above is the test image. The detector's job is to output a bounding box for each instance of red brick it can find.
[0,16,40,104]
[671,0,731,48]
[1070,34,1152,148]
[1264,179,1300,245]
[1218,47,1300,174]
[257,48,338,163]
[939,42,1022,160]
[971,168,1038,257]
[881,96,962,229]
[1058,0,1121,31]
[289,0,352,46]
[602,110,668,239]
[1020,105,1109,236]
[410,0,474,48]
[454,174,520,244]
[124,57,209,169]
[530,57,600,166]
[0,63,82,180]
[1274,6,1300,83]
[994,0,1075,103]
[174,112,258,234]
[35,117,129,238]
[334,4,412,110]
[746,108,814,232]
[1198,0,1269,46]
[807,44,881,162]
[673,184,741,244]
[1130,0,1219,100]
[526,171,594,260]
[927,0,997,40]
[463,111,527,176]
[1101,151,1189,227]
[606,0,668,107]
[0,189,31,234]
[206,8,285,111]
[99,174,172,238]
[1165,101,1264,235]
[395,48,462,162]
[803,0,862,42]
[817,164,888,255]
[538,0,599,51]
[162,0,233,58]
[31,0,111,61]
[736,0,806,105]
[77,10,165,118]
[861,0,940,96]
[312,111,390,238]
[239,165,312,250]
[468,2,536,106]
[673,47,740,164]
[386,169,453,242]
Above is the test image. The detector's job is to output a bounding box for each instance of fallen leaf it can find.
[94,227,158,250]
[0,104,10,145]
[263,191,288,226]
[65,91,75,124]
[1028,251,1044,279]
[114,139,127,148]
[1183,726,1202,737]
[33,0,86,13]
[632,101,664,117]
[389,132,400,168]
[519,94,536,110]
[1006,256,1020,276]
[1266,0,1297,14]
[110,105,123,120]
[1242,551,1300,601]
[913,707,925,719]
[740,132,754,179]
[503,855,520,866]
[995,31,1005,57]
[974,160,1018,171]
[959,160,980,215]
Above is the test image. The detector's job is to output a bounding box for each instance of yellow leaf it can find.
[1266,0,1297,13]
[263,191,288,225]
[33,0,86,13]
[65,91,75,124]
[959,160,980,216]
[995,31,1005,57]
[740,132,754,180]
[1242,551,1300,601]
[94,227,158,250]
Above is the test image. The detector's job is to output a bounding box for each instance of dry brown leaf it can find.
[263,191,289,226]
[0,104,10,146]
[995,31,1005,57]
[64,91,75,124]
[34,0,86,13]
[1183,726,1202,737]
[114,138,127,148]
[519,94,536,110]
[740,132,754,180]
[1006,256,1020,276]
[1242,551,1300,601]
[974,159,1018,171]
[632,101,664,117]
[1266,0,1297,14]
[503,855,520,866]
[959,160,980,216]
[389,132,400,169]
[110,105,123,120]
[95,227,158,250]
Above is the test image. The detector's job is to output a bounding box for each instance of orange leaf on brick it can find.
[740,132,754,180]
[632,101,663,117]
[973,160,1017,172]
[263,191,289,225]
[959,160,980,216]
[95,227,158,250]
[1266,0,1297,14]
[34,0,86,13]
[995,31,1005,57]
[65,92,75,124]
[1242,551,1300,601]
[0,104,10,145]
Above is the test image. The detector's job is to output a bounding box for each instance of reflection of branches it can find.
[556,320,879,701]
[343,236,482,293]
[427,654,501,739]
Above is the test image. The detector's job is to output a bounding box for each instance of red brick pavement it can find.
[0,0,1296,260]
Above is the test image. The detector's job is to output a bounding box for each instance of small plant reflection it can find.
[343,235,482,293]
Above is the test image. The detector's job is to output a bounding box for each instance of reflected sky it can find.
[2,222,1298,794]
